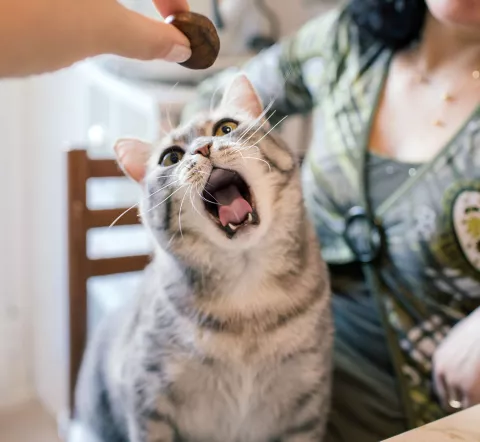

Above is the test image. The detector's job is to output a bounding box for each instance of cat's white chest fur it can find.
[159,312,325,442]
[167,353,278,442]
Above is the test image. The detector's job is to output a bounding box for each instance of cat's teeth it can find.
[228,223,239,231]
[247,213,253,223]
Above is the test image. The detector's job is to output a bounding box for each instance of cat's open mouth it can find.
[203,168,259,238]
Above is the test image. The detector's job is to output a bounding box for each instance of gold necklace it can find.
[415,68,480,127]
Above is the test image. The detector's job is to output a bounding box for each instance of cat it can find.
[74,74,332,442]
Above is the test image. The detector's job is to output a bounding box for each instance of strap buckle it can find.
[343,206,383,264]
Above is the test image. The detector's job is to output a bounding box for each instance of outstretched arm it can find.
[0,0,192,78]
[433,307,480,411]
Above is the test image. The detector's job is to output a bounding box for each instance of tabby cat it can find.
[74,74,332,442]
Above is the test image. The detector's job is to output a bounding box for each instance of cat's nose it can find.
[194,143,211,157]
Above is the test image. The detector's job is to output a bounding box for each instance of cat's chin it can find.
[202,167,260,239]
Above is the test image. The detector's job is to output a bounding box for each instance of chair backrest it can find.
[67,148,149,411]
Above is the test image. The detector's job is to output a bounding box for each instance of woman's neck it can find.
[413,12,480,74]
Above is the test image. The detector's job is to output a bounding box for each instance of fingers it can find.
[433,371,447,408]
[151,0,190,18]
[104,6,191,62]
[445,384,464,412]
[434,372,465,412]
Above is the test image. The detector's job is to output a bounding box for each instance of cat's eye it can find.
[159,147,185,167]
[213,120,238,137]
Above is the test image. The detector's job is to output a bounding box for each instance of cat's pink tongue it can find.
[214,185,252,226]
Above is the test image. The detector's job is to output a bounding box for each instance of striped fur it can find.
[75,76,332,442]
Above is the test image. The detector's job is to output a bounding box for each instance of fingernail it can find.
[165,45,191,63]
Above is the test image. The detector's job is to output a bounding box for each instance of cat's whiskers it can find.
[189,184,208,220]
[235,100,274,143]
[144,184,189,214]
[156,173,181,178]
[230,146,272,172]
[232,65,297,145]
[217,145,238,163]
[237,109,276,147]
[236,138,262,153]
[236,110,283,152]
[145,179,182,200]
[181,167,210,187]
[229,142,259,164]
[233,142,260,155]
[165,230,178,249]
[177,184,191,238]
[108,203,140,229]
[230,146,249,166]
[222,139,232,161]
[156,175,182,182]
[236,100,275,143]
[249,115,289,148]
[238,152,272,172]
[108,179,181,228]
[200,188,220,206]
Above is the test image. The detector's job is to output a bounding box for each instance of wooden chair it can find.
[67,148,150,412]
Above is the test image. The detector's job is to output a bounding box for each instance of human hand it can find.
[0,0,192,77]
[93,0,192,62]
[433,307,480,412]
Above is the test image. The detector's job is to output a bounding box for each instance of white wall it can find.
[29,67,88,417]
[0,78,34,409]
[0,66,87,415]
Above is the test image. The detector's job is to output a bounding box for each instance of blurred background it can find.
[0,0,336,440]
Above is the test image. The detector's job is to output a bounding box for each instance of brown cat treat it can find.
[165,11,220,70]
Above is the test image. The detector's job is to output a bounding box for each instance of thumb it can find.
[103,6,192,63]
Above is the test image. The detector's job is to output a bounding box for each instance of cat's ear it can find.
[221,73,264,120]
[114,138,151,183]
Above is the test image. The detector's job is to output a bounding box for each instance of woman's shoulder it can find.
[290,5,383,65]
[284,5,388,103]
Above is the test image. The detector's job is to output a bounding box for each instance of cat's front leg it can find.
[281,392,329,442]
[281,420,324,442]
[128,411,176,442]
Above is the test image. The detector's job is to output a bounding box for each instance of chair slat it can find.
[67,148,145,415]
[87,208,140,228]
[89,255,150,277]
[89,159,124,178]
[67,149,89,413]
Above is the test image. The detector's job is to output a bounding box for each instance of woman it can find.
[0,0,191,77]
[185,0,480,440]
